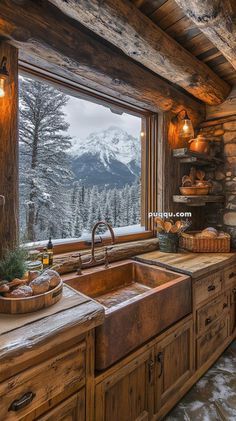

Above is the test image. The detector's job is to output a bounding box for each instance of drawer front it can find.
[38,389,85,421]
[197,317,229,368]
[224,265,236,289]
[194,272,223,307]
[197,293,230,335]
[0,342,86,421]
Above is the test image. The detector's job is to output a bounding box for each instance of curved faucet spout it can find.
[88,221,115,266]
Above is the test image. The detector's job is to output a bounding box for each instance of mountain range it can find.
[69,126,141,187]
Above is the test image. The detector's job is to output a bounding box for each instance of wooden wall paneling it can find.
[0,41,18,256]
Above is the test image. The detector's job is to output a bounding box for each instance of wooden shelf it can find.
[173,195,225,207]
[173,148,223,166]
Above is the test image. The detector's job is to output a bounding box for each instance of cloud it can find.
[64,96,141,140]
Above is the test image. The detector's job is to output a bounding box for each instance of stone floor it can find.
[165,340,236,421]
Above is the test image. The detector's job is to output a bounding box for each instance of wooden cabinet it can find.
[95,317,194,421]
[197,316,229,368]
[194,271,223,308]
[38,389,85,421]
[154,319,194,415]
[196,292,229,335]
[230,281,236,335]
[95,348,154,421]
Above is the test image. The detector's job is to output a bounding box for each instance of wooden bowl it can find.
[179,186,209,196]
[0,279,63,314]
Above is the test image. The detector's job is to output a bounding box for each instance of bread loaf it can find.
[29,273,50,295]
[5,285,33,297]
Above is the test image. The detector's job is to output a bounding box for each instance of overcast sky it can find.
[63,96,141,141]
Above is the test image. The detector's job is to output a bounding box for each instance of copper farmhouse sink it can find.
[64,260,191,370]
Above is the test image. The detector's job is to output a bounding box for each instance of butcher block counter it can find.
[135,250,236,278]
[0,284,104,421]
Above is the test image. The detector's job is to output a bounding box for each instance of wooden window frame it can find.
[19,62,159,253]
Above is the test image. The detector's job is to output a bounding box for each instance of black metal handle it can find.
[157,352,163,378]
[205,317,212,326]
[223,302,228,309]
[229,272,236,279]
[207,284,216,292]
[233,288,236,294]
[8,392,36,412]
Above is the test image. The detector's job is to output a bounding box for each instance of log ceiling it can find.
[0,0,204,124]
[174,0,236,72]
[131,0,236,86]
[48,0,230,105]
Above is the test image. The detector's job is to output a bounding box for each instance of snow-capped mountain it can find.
[70,126,141,187]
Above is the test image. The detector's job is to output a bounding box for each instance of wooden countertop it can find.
[0,285,104,382]
[135,251,236,278]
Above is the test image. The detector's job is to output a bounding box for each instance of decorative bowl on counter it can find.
[0,269,63,314]
[0,279,63,314]
[179,186,209,196]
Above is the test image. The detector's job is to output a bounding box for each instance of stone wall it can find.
[199,118,236,247]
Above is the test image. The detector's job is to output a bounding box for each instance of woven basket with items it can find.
[180,227,230,253]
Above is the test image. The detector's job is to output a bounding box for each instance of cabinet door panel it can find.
[230,283,236,335]
[155,320,194,414]
[95,349,154,421]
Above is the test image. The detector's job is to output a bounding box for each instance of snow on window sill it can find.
[22,224,149,250]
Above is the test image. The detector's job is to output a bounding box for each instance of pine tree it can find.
[19,77,72,241]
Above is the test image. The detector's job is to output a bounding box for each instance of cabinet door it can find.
[230,284,236,335]
[154,320,194,414]
[95,349,154,421]
[37,389,85,421]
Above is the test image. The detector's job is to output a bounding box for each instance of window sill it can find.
[24,228,154,255]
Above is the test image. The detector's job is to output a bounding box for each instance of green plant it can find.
[0,248,28,281]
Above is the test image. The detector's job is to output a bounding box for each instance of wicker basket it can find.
[180,231,230,253]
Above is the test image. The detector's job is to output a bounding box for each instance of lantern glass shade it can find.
[179,114,194,140]
[0,77,5,97]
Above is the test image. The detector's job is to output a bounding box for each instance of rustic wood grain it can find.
[0,1,204,123]
[48,0,230,104]
[130,0,236,86]
[0,343,86,420]
[0,299,104,382]
[0,42,18,256]
[53,238,159,274]
[206,84,236,120]
[135,250,236,278]
[175,0,236,71]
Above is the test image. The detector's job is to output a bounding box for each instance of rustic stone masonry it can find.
[199,118,236,247]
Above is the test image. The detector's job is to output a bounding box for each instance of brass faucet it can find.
[87,221,115,266]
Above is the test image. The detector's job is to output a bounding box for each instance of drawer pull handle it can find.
[208,285,216,292]
[229,272,236,279]
[157,352,163,378]
[8,392,36,412]
[205,317,212,326]
[223,303,228,309]
[233,288,236,294]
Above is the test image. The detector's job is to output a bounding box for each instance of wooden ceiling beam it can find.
[47,0,230,105]
[174,0,236,72]
[0,0,204,124]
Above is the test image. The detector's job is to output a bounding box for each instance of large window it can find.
[19,75,144,243]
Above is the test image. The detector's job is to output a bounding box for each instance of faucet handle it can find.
[77,253,83,275]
